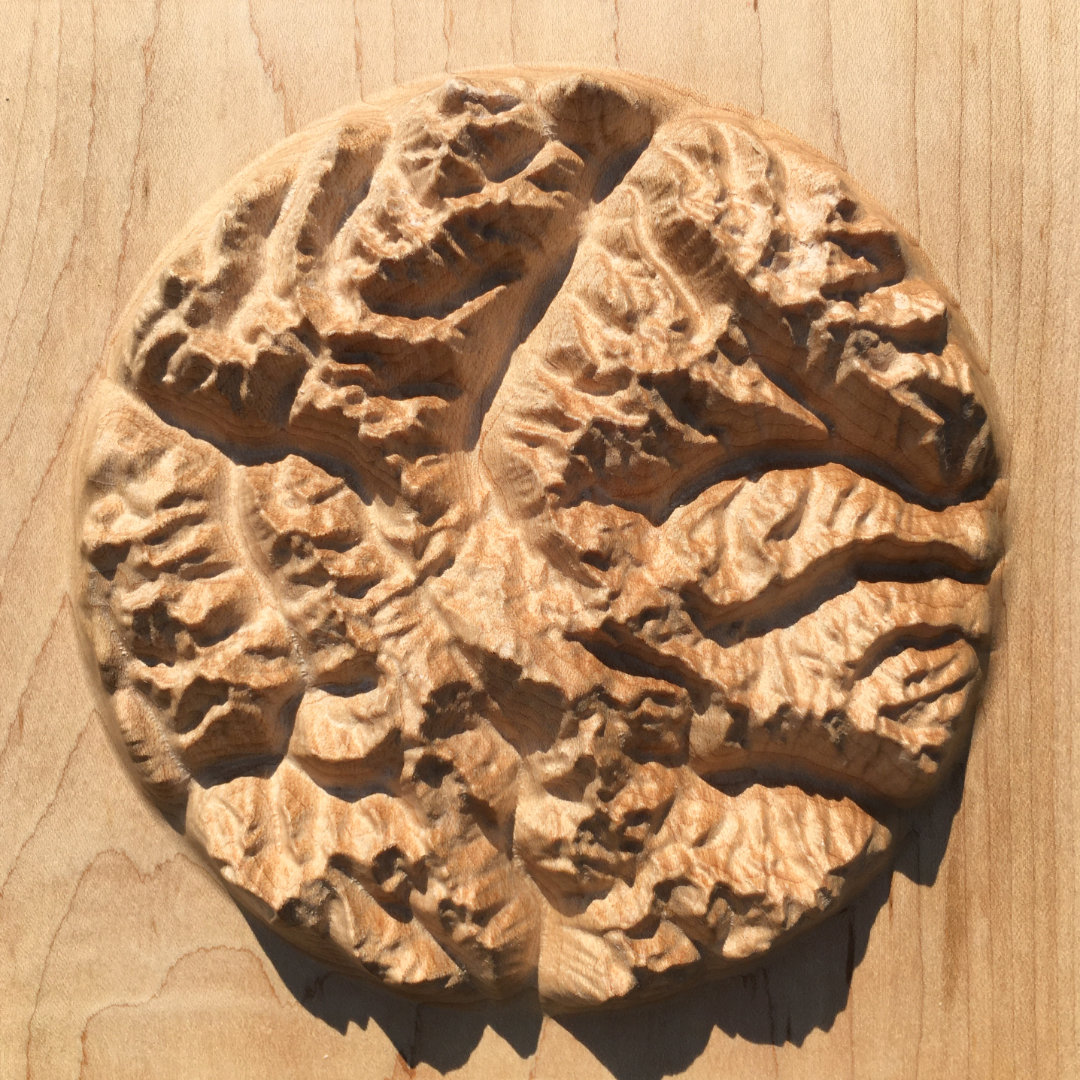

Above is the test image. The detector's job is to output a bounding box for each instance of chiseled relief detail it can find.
[76,71,1003,1009]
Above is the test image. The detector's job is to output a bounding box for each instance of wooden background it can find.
[1,2,1076,1077]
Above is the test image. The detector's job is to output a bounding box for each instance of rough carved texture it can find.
[75,71,1003,1010]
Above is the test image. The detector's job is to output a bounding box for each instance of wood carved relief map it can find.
[73,70,1003,1010]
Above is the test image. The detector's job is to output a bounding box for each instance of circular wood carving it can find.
[75,70,1004,1010]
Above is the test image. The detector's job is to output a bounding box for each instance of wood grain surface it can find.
[1,2,1076,1077]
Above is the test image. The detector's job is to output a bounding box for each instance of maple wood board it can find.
[1,2,1077,1079]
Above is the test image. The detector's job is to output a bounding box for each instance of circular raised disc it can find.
[75,70,1003,1010]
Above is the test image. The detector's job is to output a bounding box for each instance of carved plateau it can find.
[74,70,1004,1010]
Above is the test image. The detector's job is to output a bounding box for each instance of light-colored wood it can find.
[73,67,1004,1011]
[0,2,1075,1076]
